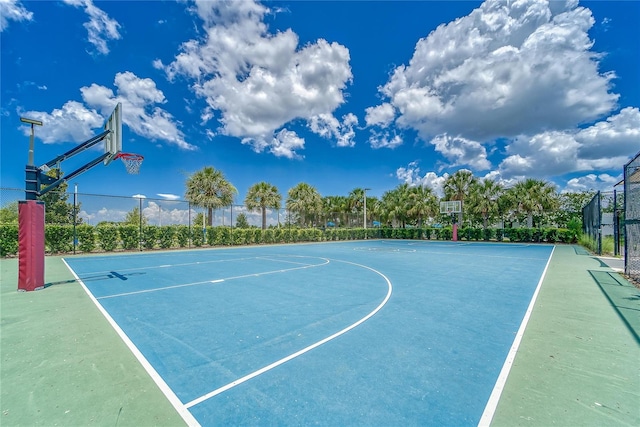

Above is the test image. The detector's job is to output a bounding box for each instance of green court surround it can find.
[1,244,638,426]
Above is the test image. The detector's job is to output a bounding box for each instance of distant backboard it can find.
[440,200,462,214]
[104,102,122,165]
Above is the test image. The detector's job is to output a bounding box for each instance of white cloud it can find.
[368,0,621,173]
[157,193,181,201]
[63,0,121,55]
[396,161,449,196]
[19,101,104,143]
[308,113,358,147]
[0,0,33,32]
[157,0,353,157]
[369,131,403,149]
[430,134,491,170]
[499,108,638,179]
[81,71,196,150]
[563,173,620,192]
[576,107,640,159]
[365,103,395,128]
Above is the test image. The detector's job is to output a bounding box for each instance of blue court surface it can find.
[64,240,553,426]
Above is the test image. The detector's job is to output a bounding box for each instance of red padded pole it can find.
[18,200,45,291]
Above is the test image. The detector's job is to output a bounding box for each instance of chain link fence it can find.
[582,191,620,256]
[624,152,640,281]
[1,187,383,255]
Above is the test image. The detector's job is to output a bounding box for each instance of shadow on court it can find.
[588,270,640,344]
[44,271,145,288]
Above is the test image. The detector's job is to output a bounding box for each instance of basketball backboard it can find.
[104,102,122,164]
[440,200,462,214]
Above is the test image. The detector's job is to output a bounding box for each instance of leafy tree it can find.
[467,178,503,230]
[193,212,206,229]
[443,170,477,225]
[286,183,322,227]
[235,213,250,228]
[406,185,438,227]
[123,205,147,227]
[38,169,79,225]
[322,195,349,227]
[185,166,237,227]
[509,178,559,228]
[380,184,411,228]
[551,191,596,227]
[0,201,19,224]
[245,181,281,230]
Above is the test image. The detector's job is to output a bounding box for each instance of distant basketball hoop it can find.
[115,152,144,174]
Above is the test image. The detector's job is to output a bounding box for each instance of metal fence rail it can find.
[0,187,379,229]
[624,151,640,281]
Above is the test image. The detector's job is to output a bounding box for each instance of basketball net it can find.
[115,152,144,174]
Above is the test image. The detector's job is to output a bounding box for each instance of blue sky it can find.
[2,0,639,206]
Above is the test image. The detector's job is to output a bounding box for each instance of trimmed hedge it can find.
[0,224,579,257]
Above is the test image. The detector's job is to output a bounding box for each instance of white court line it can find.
[76,256,264,276]
[97,258,330,300]
[61,259,201,427]
[477,245,556,427]
[184,258,393,409]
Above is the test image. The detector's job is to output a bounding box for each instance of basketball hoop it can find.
[115,152,144,174]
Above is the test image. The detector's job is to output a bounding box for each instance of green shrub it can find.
[496,228,504,242]
[176,225,190,247]
[143,226,159,249]
[544,228,558,243]
[96,224,118,251]
[558,228,578,243]
[76,224,96,253]
[482,228,495,241]
[0,224,19,256]
[217,227,231,245]
[191,226,204,247]
[441,227,452,240]
[45,225,73,253]
[262,228,275,244]
[119,225,139,250]
[158,225,175,249]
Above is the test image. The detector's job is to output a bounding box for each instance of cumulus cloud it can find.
[563,173,620,193]
[369,131,403,149]
[156,0,354,157]
[0,0,33,31]
[309,113,358,147]
[19,101,104,143]
[499,108,638,179]
[20,72,192,151]
[365,103,395,128]
[396,161,449,196]
[369,0,623,174]
[63,0,121,55]
[81,71,195,150]
[430,134,491,170]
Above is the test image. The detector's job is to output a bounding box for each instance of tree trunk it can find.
[207,207,213,227]
[261,207,267,230]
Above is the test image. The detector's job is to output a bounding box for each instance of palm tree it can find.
[286,183,323,227]
[347,188,365,226]
[322,195,348,227]
[380,184,411,228]
[185,166,237,226]
[407,185,438,227]
[468,178,503,230]
[245,182,282,230]
[509,178,559,228]
[443,170,477,225]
